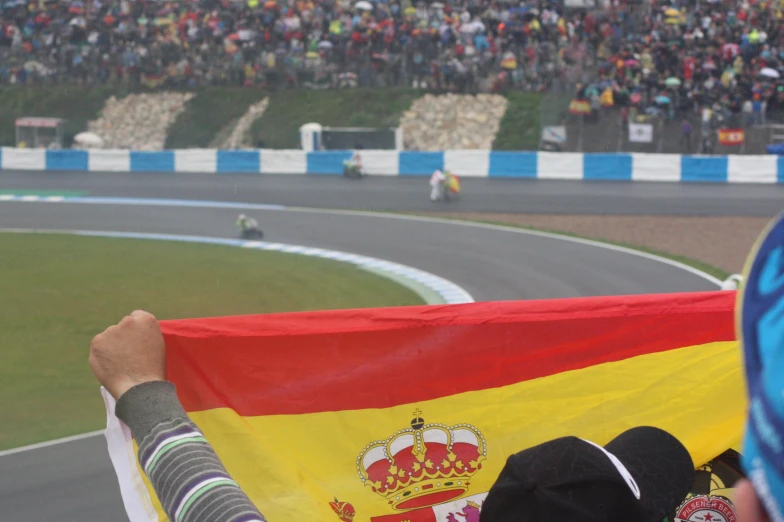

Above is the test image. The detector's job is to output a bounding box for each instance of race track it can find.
[0,170,764,521]
[0,201,720,302]
[3,169,784,215]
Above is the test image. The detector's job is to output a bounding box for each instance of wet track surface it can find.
[2,169,784,215]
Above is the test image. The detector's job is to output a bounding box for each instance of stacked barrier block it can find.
[4,148,784,183]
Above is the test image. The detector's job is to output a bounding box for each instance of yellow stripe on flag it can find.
[138,340,745,521]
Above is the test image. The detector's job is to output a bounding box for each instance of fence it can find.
[541,107,784,156]
[3,147,784,183]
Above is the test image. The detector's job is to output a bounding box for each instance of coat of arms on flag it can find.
[104,292,746,521]
[357,410,486,513]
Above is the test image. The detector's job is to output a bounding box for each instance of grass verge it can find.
[252,88,422,149]
[0,233,422,450]
[165,87,269,149]
[492,91,543,150]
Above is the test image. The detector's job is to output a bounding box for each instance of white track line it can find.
[0,430,104,457]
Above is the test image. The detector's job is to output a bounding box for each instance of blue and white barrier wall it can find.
[4,148,784,183]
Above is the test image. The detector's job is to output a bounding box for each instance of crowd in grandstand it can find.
[575,0,784,127]
[0,0,600,92]
[1,0,783,124]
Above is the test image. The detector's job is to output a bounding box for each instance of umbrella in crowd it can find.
[354,1,373,11]
[23,60,44,72]
[761,67,781,79]
[656,94,671,104]
[665,77,681,87]
[461,20,485,34]
[74,132,104,147]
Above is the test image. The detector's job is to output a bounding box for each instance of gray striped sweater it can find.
[115,381,266,522]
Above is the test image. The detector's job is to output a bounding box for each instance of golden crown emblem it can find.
[356,410,487,511]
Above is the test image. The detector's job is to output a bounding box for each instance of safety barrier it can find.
[3,148,784,182]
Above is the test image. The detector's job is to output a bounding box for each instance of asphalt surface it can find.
[0,171,738,522]
[0,436,124,521]
[3,169,784,215]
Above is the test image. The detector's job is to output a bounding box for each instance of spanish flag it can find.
[106,291,745,522]
[447,174,461,194]
[569,98,592,115]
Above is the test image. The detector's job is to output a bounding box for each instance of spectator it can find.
[480,426,694,522]
[702,106,713,134]
[744,98,754,127]
[701,133,714,155]
[89,311,266,522]
[734,215,784,522]
[681,118,693,152]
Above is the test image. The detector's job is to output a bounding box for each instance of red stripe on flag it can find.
[161,292,735,415]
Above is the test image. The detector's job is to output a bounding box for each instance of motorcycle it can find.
[240,227,264,240]
[343,161,366,179]
[433,175,461,202]
[440,183,457,202]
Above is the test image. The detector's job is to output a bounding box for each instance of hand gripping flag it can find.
[105,292,746,522]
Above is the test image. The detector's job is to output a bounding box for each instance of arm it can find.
[91,311,266,522]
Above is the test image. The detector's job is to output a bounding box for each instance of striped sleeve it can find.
[115,381,266,522]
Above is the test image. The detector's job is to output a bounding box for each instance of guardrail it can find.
[2,148,783,182]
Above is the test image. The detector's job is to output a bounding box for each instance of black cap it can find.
[479,427,695,522]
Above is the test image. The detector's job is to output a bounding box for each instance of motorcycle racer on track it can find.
[236,214,264,239]
[236,214,258,232]
[430,169,460,201]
